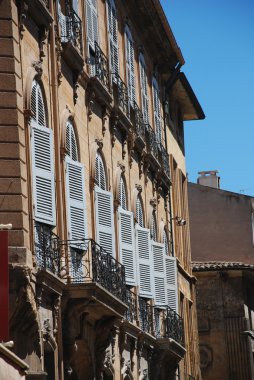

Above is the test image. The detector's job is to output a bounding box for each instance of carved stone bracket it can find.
[73,74,80,105]
[32,60,43,80]
[95,138,103,151]
[55,25,63,84]
[122,138,128,160]
[150,198,157,211]
[19,1,29,39]
[102,107,110,137]
[39,26,49,61]
[110,113,119,147]
[127,129,135,167]
[88,92,96,121]
[135,184,142,195]
[117,161,126,174]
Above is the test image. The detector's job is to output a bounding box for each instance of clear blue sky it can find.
[161,0,254,196]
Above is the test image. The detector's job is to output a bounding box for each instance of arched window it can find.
[30,80,56,226]
[66,120,78,161]
[118,175,127,210]
[139,53,149,123]
[124,25,135,105]
[163,229,170,256]
[150,212,157,241]
[95,151,106,190]
[94,152,115,256]
[136,195,144,227]
[106,0,119,77]
[118,175,135,286]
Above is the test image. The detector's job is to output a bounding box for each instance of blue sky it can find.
[161,0,254,195]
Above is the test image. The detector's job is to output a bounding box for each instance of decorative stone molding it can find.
[95,138,104,151]
[32,60,43,80]
[127,129,135,167]
[54,25,63,84]
[122,138,128,160]
[135,184,142,194]
[39,26,49,61]
[150,198,157,211]
[102,107,110,137]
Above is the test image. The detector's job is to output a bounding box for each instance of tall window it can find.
[135,194,153,298]
[30,80,56,226]
[106,0,119,77]
[124,25,135,106]
[150,211,157,241]
[139,53,149,123]
[118,175,136,285]
[65,120,87,245]
[152,77,162,144]
[94,152,115,256]
[86,0,99,75]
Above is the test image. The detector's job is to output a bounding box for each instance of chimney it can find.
[197,170,220,189]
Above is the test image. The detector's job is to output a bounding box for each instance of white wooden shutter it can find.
[119,175,127,210]
[86,0,98,51]
[95,152,106,190]
[72,0,78,14]
[57,1,69,43]
[95,186,115,256]
[66,121,78,161]
[66,157,87,246]
[31,124,56,226]
[139,54,149,124]
[118,208,136,286]
[136,196,144,228]
[106,0,119,77]
[152,77,162,144]
[136,224,153,298]
[125,26,135,106]
[165,256,178,313]
[152,242,166,306]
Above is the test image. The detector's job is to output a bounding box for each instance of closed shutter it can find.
[86,0,98,51]
[95,152,106,190]
[136,224,153,298]
[72,0,78,14]
[152,242,166,306]
[118,208,136,285]
[57,0,69,43]
[119,175,127,210]
[106,0,119,77]
[136,196,144,228]
[125,26,135,106]
[31,124,56,226]
[139,54,149,123]
[66,120,78,161]
[165,256,178,312]
[66,157,87,247]
[95,186,115,256]
[152,78,162,144]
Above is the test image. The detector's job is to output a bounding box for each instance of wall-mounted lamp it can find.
[171,216,186,226]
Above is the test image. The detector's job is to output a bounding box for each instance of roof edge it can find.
[178,72,205,120]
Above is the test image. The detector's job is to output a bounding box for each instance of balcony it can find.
[87,42,112,106]
[26,0,53,28]
[66,239,127,317]
[58,3,84,73]
[35,224,61,276]
[112,74,131,129]
[133,101,146,150]
[159,143,171,181]
[145,123,160,167]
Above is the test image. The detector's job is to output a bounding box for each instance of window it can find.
[152,77,162,144]
[118,175,127,210]
[118,175,136,285]
[94,152,115,256]
[124,25,135,106]
[106,0,119,77]
[139,53,149,123]
[86,0,99,75]
[136,196,144,227]
[95,151,106,190]
[150,211,157,241]
[30,80,56,226]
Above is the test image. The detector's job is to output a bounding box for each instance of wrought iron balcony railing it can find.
[68,239,126,303]
[145,123,159,161]
[58,5,83,54]
[125,288,138,323]
[154,306,184,346]
[159,143,170,179]
[35,224,61,276]
[42,0,49,8]
[113,74,130,118]
[139,297,155,335]
[88,42,110,92]
[133,101,146,142]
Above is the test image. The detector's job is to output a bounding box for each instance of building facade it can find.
[189,175,254,379]
[0,0,204,379]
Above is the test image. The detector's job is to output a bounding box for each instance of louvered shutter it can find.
[31,124,56,226]
[152,78,162,144]
[152,242,166,306]
[57,0,69,43]
[107,0,119,77]
[165,256,178,312]
[72,0,78,14]
[66,121,78,161]
[119,176,127,210]
[136,197,144,228]
[95,153,106,190]
[66,157,87,247]
[118,208,136,286]
[139,54,149,124]
[136,224,153,298]
[95,186,115,256]
[125,26,135,106]
[86,0,98,51]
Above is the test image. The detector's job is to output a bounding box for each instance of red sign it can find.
[0,231,9,341]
